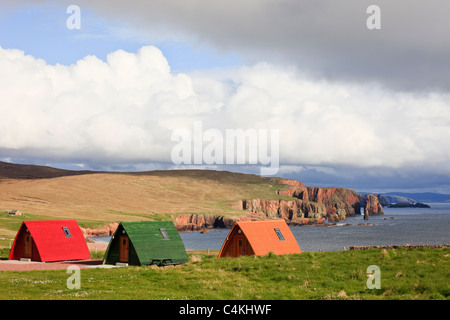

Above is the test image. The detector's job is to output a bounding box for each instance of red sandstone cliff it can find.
[275,180,361,220]
[173,179,363,231]
[81,222,119,237]
[237,198,326,221]
[364,194,384,216]
[173,214,241,232]
[173,210,327,232]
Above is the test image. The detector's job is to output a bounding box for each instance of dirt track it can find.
[0,239,111,271]
[0,259,105,271]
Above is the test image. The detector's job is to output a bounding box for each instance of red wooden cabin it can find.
[218,220,301,258]
[8,220,90,262]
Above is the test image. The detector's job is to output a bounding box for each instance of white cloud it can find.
[64,0,450,92]
[0,45,449,177]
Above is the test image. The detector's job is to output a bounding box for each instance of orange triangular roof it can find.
[219,220,301,257]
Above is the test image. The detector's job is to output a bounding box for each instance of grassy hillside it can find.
[0,247,448,300]
[0,167,291,243]
[0,161,95,179]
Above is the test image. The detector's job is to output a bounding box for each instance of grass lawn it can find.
[0,247,448,300]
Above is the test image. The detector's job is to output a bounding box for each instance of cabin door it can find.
[234,236,248,256]
[119,236,129,262]
[24,233,33,258]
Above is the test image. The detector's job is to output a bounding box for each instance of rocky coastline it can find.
[170,179,383,232]
[81,179,385,234]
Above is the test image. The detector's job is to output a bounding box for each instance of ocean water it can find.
[91,203,450,252]
[179,202,450,251]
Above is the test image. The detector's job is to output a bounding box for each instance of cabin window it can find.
[274,228,285,240]
[160,228,170,240]
[62,226,72,237]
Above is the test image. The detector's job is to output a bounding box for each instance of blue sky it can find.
[0,2,240,71]
[1,1,449,194]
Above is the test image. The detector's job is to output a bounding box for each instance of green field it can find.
[0,247,448,300]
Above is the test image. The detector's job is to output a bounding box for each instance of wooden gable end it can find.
[218,224,255,258]
[218,220,301,258]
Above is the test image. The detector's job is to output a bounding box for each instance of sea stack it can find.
[364,194,384,216]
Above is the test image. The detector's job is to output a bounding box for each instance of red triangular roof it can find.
[9,220,90,262]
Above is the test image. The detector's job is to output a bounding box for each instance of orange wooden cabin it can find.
[218,220,301,258]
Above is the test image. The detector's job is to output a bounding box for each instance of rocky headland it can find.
[79,178,385,234]
[172,179,384,232]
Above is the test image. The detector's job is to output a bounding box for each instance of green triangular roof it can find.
[105,221,188,266]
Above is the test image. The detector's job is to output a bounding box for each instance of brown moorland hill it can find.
[0,162,288,231]
[0,161,96,179]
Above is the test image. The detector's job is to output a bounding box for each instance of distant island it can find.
[358,192,440,209]
[387,202,431,208]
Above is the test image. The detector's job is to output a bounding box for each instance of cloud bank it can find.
[1,45,449,182]
[70,0,450,93]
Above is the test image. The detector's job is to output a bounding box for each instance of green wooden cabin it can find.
[103,221,189,266]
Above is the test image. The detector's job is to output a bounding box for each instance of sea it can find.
[91,203,450,252]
